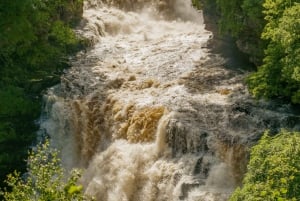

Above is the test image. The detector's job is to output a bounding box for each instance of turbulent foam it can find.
[80,0,204,43]
[84,0,202,21]
[39,0,300,200]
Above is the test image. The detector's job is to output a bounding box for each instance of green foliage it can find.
[248,1,300,103]
[0,0,84,187]
[230,131,300,201]
[0,0,83,85]
[0,140,93,201]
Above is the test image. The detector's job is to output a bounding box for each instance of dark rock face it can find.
[200,0,262,68]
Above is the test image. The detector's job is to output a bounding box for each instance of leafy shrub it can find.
[248,1,300,103]
[230,131,300,201]
[0,140,93,201]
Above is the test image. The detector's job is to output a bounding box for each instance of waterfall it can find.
[39,0,300,200]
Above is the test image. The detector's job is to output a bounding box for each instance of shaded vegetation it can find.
[0,0,84,187]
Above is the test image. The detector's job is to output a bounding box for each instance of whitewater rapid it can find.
[39,0,300,200]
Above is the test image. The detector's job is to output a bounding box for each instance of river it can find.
[39,0,300,200]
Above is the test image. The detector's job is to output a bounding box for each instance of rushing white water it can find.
[39,0,300,200]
